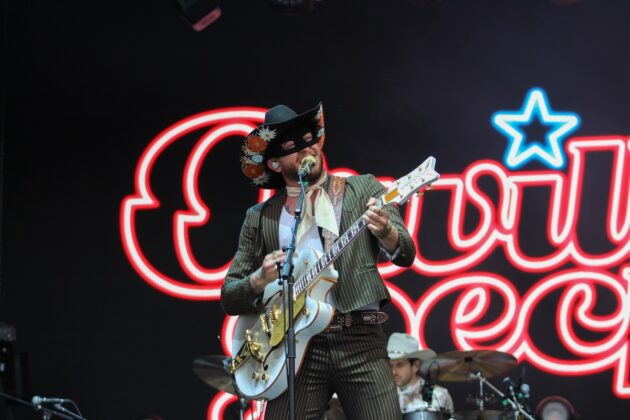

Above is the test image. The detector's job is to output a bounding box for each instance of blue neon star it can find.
[492,88,581,169]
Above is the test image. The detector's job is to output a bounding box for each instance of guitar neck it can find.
[293,197,383,297]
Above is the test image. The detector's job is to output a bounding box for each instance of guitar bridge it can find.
[229,349,250,373]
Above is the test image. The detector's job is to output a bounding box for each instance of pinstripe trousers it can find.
[264,324,402,420]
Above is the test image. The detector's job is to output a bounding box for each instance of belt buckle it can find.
[343,313,353,327]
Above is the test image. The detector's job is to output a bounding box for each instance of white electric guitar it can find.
[229,156,440,400]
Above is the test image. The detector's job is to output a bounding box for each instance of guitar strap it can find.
[322,175,346,252]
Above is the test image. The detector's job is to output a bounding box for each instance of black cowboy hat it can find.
[240,102,325,189]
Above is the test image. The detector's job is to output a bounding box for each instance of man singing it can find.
[221,102,417,419]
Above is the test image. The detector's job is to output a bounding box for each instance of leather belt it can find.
[325,311,389,332]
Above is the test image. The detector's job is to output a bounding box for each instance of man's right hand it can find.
[250,249,286,295]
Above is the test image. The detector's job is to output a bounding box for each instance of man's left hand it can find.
[365,197,392,239]
[364,197,399,254]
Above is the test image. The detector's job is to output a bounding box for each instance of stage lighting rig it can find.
[173,0,222,31]
[550,0,583,4]
[403,0,444,5]
[266,0,320,14]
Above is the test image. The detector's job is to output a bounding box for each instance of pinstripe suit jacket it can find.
[220,173,416,315]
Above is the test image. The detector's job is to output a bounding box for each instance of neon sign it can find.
[120,92,630,419]
[492,87,580,169]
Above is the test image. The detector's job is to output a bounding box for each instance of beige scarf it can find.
[285,173,339,245]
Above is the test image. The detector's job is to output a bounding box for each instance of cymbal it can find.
[192,355,237,395]
[420,350,516,382]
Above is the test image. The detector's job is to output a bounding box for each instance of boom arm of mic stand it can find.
[470,373,534,420]
[0,391,74,420]
[279,175,307,420]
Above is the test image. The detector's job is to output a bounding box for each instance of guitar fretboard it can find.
[293,198,383,297]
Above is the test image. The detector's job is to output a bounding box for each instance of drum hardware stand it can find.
[465,391,496,408]
[222,356,252,420]
[236,396,248,420]
[469,372,534,420]
[234,373,251,420]
[278,170,308,420]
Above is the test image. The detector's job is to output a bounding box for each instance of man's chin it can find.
[306,166,324,182]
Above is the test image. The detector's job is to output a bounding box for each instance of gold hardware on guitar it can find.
[245,329,265,362]
[271,305,281,322]
[417,184,433,197]
[229,350,249,374]
[259,314,270,334]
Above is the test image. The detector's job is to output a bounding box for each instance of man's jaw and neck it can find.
[269,148,326,189]
[392,358,422,390]
[397,373,421,391]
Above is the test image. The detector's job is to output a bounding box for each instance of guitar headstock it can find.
[381,156,440,206]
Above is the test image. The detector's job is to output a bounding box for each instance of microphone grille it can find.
[302,156,316,166]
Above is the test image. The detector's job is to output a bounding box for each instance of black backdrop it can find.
[1,0,629,418]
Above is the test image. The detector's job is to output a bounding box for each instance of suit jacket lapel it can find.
[262,189,285,252]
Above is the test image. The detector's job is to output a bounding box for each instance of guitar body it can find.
[232,248,338,400]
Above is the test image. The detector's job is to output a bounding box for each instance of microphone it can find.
[31,396,68,405]
[422,365,436,405]
[503,377,516,399]
[422,381,434,404]
[298,156,316,177]
[520,383,532,413]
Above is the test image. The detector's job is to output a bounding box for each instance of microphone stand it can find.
[279,171,308,420]
[52,403,86,420]
[0,391,75,420]
[470,372,534,420]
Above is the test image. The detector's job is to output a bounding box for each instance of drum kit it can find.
[192,349,534,420]
[410,349,534,420]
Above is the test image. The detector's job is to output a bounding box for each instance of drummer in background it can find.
[387,333,455,415]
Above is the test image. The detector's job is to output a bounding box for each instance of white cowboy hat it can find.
[387,333,437,361]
